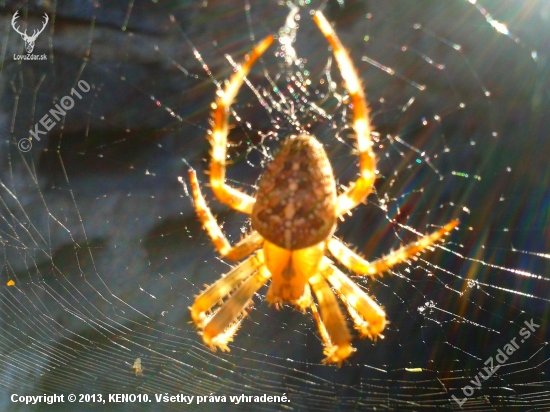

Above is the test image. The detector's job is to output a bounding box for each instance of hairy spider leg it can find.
[313,11,376,217]
[327,220,459,276]
[321,258,386,339]
[202,265,271,351]
[190,251,264,329]
[186,170,264,260]
[210,35,274,215]
[309,266,355,366]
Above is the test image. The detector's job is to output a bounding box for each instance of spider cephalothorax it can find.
[185,11,458,365]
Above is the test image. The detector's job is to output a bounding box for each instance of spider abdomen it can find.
[252,135,337,250]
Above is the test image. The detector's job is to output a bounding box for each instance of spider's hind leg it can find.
[209,35,274,215]
[313,11,376,216]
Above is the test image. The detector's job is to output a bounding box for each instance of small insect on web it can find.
[132,358,144,378]
[182,10,458,366]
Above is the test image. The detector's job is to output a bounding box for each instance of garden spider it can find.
[185,11,458,365]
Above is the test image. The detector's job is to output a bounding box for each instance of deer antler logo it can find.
[12,11,49,54]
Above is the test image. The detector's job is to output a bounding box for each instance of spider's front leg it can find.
[309,266,355,366]
[191,253,270,351]
[321,258,386,340]
[314,12,376,216]
[203,265,271,351]
[210,35,274,215]
[185,170,264,260]
[190,252,264,328]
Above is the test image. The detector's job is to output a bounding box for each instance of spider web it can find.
[1,0,549,411]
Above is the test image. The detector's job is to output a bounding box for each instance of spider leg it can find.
[327,220,459,276]
[321,257,386,339]
[210,35,274,214]
[187,170,264,260]
[190,251,264,328]
[314,12,376,216]
[308,268,355,366]
[202,265,271,351]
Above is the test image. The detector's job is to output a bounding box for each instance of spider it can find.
[186,11,458,365]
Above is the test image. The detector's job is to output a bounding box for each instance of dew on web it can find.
[0,1,548,410]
